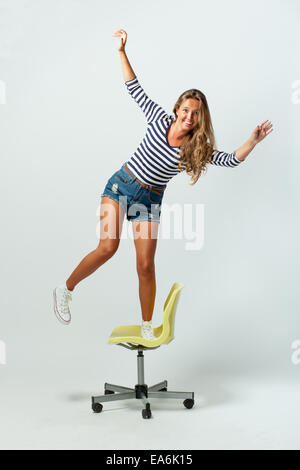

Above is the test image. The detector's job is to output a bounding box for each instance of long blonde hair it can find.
[173,89,216,185]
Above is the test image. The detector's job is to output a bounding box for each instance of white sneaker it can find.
[53,284,72,325]
[141,321,155,340]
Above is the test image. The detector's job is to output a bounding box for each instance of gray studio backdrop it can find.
[1,0,299,391]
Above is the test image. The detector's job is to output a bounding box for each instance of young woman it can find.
[53,29,273,340]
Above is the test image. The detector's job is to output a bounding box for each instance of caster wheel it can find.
[92,402,103,413]
[159,387,167,391]
[105,390,115,395]
[142,403,152,419]
[183,399,194,409]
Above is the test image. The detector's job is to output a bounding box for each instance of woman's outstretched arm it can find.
[113,29,136,82]
[235,120,273,161]
[113,28,167,124]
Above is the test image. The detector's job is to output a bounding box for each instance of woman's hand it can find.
[250,120,273,145]
[112,29,127,51]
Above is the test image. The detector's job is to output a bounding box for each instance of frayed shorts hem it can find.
[100,194,161,223]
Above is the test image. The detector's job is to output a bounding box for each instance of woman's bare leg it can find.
[132,220,159,321]
[66,197,125,291]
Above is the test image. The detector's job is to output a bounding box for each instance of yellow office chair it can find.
[91,282,195,419]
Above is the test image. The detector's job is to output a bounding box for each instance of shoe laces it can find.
[60,289,72,313]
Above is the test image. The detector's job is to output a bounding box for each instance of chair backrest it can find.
[161,283,184,344]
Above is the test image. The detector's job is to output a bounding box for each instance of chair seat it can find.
[108,283,184,349]
[108,324,164,348]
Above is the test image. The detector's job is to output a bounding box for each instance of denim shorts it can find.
[100,163,166,223]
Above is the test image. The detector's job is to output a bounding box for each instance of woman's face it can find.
[175,98,200,132]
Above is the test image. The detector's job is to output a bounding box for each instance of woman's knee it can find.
[97,240,119,258]
[136,258,155,277]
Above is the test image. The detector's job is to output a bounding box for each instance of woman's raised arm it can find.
[234,120,273,161]
[113,29,166,124]
[113,29,136,82]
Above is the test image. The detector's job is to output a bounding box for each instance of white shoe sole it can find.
[53,289,71,325]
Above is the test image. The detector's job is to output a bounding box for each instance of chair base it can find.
[91,348,195,419]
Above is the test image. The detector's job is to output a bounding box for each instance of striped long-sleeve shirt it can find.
[124,77,242,187]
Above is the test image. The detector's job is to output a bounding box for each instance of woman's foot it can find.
[141,320,155,340]
[53,284,73,325]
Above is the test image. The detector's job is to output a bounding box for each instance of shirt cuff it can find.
[232,151,242,164]
[125,77,138,85]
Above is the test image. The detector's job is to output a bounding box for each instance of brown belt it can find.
[124,164,165,195]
